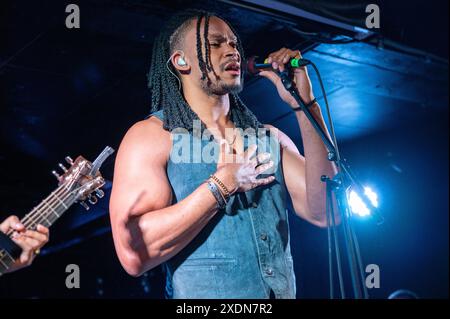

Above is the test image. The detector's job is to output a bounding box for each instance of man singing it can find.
[110,9,336,298]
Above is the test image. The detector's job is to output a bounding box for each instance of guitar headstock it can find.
[51,146,114,210]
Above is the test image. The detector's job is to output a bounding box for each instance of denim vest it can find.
[149,110,296,299]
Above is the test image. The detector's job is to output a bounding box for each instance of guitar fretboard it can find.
[0,185,77,275]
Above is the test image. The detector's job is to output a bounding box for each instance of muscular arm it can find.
[109,118,220,277]
[294,104,337,226]
[266,106,337,228]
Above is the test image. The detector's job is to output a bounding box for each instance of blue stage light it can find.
[348,186,379,217]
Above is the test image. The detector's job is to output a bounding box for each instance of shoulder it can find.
[263,124,298,153]
[126,115,168,140]
[118,116,172,164]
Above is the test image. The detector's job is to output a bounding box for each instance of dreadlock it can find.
[147,9,262,132]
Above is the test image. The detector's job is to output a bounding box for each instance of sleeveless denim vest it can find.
[149,110,296,299]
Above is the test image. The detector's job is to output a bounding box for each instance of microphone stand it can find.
[276,70,383,299]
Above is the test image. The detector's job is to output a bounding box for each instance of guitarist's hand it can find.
[0,215,49,273]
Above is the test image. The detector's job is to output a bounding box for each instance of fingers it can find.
[9,225,49,269]
[258,70,279,85]
[218,139,232,163]
[12,233,39,251]
[244,144,258,161]
[0,215,24,233]
[267,48,288,71]
[255,160,274,175]
[36,224,50,237]
[22,236,41,251]
[23,228,49,246]
[11,224,49,251]
[256,152,271,165]
[249,152,271,167]
[275,49,291,72]
[12,236,39,266]
[282,50,302,64]
[0,219,48,272]
[266,48,302,72]
[252,175,276,188]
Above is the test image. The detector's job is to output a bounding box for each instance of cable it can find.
[326,182,335,298]
[289,27,361,45]
[278,60,369,298]
[308,62,373,298]
[329,180,345,298]
[306,61,341,162]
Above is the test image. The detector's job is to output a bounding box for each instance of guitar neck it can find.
[0,184,78,275]
[0,146,113,276]
[19,185,78,231]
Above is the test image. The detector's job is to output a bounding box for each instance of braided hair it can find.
[147,9,262,132]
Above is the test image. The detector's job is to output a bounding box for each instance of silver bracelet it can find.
[206,180,227,209]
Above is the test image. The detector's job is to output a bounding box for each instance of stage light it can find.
[348,186,379,217]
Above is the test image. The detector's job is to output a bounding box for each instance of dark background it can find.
[0,0,448,298]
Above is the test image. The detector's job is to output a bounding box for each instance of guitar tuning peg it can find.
[65,156,74,165]
[79,201,90,211]
[95,189,105,198]
[58,163,68,173]
[88,194,98,205]
[52,170,61,180]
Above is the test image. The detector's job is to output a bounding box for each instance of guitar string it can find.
[18,179,87,232]
[5,169,90,236]
[0,182,92,271]
[11,158,96,234]
[5,184,70,236]
[23,188,73,229]
[0,156,109,272]
[0,185,71,271]
[6,164,90,235]
[16,148,112,235]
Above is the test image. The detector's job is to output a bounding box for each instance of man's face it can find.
[183,16,243,95]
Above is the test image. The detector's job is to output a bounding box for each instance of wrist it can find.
[205,180,227,210]
[293,73,314,102]
[288,92,315,109]
[299,91,315,105]
[213,169,238,196]
[291,97,318,113]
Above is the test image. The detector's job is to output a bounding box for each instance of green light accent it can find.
[290,58,299,68]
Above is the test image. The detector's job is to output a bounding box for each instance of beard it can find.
[201,75,244,96]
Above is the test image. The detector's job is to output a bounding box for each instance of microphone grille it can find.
[244,56,259,75]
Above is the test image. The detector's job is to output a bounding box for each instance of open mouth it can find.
[224,62,240,75]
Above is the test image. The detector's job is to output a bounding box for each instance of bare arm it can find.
[260,47,337,228]
[109,118,220,276]
[294,104,337,225]
[266,105,337,228]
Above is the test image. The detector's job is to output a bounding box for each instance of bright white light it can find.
[348,186,378,217]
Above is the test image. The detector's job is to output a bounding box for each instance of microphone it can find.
[245,55,311,75]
